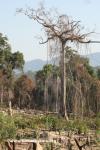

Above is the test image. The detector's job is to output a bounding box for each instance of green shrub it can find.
[14,115,30,129]
[0,113,16,141]
[94,117,100,129]
[44,143,53,150]
[40,115,59,130]
[64,120,89,134]
[64,121,75,131]
[14,115,36,129]
[73,120,89,134]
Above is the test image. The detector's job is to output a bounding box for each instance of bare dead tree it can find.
[74,137,90,150]
[17,5,92,120]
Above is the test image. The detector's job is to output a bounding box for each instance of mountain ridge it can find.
[24,52,100,72]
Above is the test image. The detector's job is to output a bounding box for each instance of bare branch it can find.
[17,6,92,45]
[39,37,53,44]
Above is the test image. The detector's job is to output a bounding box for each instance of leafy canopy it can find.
[0,33,25,78]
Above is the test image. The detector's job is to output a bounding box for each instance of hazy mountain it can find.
[86,52,100,67]
[24,52,100,72]
[24,59,47,72]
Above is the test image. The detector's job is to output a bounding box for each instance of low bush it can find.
[63,120,89,134]
[14,115,32,129]
[40,115,59,130]
[0,112,99,141]
[0,113,16,141]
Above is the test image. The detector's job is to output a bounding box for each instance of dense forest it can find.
[0,32,100,119]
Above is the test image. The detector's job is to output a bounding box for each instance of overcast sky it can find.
[0,0,100,61]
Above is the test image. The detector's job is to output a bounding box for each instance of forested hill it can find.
[24,52,100,72]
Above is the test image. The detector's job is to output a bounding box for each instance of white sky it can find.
[0,0,100,61]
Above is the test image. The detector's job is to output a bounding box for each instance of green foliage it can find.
[41,115,59,130]
[36,64,60,82]
[84,58,95,77]
[72,120,89,133]
[0,33,11,52]
[0,112,99,141]
[11,51,25,70]
[14,115,36,129]
[0,33,25,108]
[0,33,24,79]
[63,120,88,133]
[94,117,100,130]
[0,113,16,141]
[14,115,29,129]
[95,130,100,142]
[14,114,62,131]
[97,68,100,80]
[44,143,54,150]
[43,64,53,77]
[86,65,95,77]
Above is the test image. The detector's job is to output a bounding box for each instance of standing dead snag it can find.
[18,5,91,120]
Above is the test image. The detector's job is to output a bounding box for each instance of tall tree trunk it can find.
[56,77,59,112]
[44,78,48,112]
[0,85,4,105]
[61,42,69,120]
[8,89,13,116]
[18,96,21,109]
[8,100,12,116]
